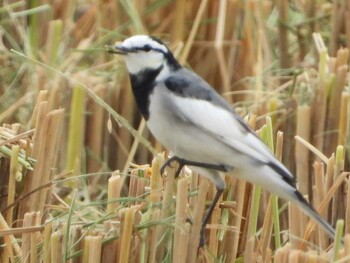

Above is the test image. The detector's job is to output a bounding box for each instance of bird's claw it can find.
[160,156,184,178]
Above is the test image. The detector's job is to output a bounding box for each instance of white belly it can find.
[147,90,231,164]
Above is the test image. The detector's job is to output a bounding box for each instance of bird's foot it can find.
[160,156,186,178]
[160,156,232,178]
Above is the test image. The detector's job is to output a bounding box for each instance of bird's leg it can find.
[160,157,229,247]
[199,186,224,247]
[160,156,230,178]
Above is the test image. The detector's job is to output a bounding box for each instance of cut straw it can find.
[6,145,19,225]
[119,207,136,263]
[155,154,176,262]
[51,231,63,263]
[66,85,85,172]
[295,105,311,195]
[173,177,189,263]
[107,172,122,214]
[313,161,328,248]
[186,179,209,263]
[331,146,345,225]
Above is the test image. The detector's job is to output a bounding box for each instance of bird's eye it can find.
[143,45,152,52]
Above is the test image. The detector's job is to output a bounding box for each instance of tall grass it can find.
[0,0,349,262]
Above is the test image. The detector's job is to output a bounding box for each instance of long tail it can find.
[293,190,336,239]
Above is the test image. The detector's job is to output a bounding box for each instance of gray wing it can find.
[164,68,296,187]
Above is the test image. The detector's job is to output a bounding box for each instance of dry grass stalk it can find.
[0,226,43,236]
[149,154,163,204]
[338,92,350,147]
[147,208,160,263]
[277,0,289,69]
[311,79,328,153]
[42,220,52,263]
[302,171,349,246]
[335,48,349,69]
[333,219,345,261]
[223,177,246,262]
[207,183,222,255]
[275,131,284,162]
[214,0,230,94]
[171,0,185,42]
[0,212,20,261]
[70,225,84,263]
[328,57,337,74]
[128,168,146,201]
[330,0,341,56]
[118,207,136,263]
[260,196,273,259]
[88,236,102,263]
[179,0,208,64]
[311,33,328,153]
[347,178,350,234]
[6,145,19,225]
[86,84,107,175]
[172,177,189,263]
[21,212,40,263]
[29,90,48,129]
[106,172,122,214]
[186,179,209,263]
[51,231,63,263]
[325,62,348,156]
[331,146,345,225]
[45,20,63,68]
[274,243,291,263]
[313,161,328,249]
[346,2,350,48]
[101,223,118,263]
[97,0,117,52]
[244,237,256,262]
[325,155,335,197]
[244,181,262,261]
[82,235,92,263]
[295,105,311,196]
[188,172,199,214]
[261,131,284,255]
[295,135,328,164]
[18,104,65,220]
[155,155,176,261]
[114,80,139,170]
[289,202,303,249]
[345,234,350,259]
[66,85,85,173]
[293,105,311,244]
[122,119,147,174]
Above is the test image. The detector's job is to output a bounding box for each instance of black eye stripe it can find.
[131,46,166,54]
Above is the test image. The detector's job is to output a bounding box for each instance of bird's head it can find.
[107,35,180,75]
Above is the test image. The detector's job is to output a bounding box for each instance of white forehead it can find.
[121,35,168,53]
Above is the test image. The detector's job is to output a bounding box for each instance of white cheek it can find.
[124,56,142,74]
[124,53,163,75]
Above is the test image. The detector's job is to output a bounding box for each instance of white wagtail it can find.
[107,35,337,246]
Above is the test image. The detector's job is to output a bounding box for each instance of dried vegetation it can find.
[0,0,350,262]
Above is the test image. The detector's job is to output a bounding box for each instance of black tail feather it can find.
[294,190,337,240]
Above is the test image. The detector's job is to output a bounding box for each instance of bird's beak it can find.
[105,43,129,55]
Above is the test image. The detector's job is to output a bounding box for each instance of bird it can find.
[106,35,337,246]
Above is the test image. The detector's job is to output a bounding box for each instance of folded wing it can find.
[164,69,296,187]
